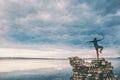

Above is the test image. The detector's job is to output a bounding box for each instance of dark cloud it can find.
[93,0,120,16]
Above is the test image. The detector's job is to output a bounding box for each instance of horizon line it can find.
[0,56,119,60]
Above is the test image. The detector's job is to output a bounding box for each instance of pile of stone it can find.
[69,57,118,80]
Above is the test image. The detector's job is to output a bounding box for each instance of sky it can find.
[0,0,120,58]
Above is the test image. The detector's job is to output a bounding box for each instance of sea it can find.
[0,58,119,80]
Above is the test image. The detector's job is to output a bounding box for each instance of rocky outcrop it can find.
[69,57,118,80]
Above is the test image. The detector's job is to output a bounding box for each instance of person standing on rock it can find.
[87,37,104,59]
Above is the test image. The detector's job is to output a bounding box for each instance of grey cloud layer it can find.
[0,0,120,52]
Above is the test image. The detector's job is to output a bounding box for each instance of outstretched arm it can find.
[86,40,93,43]
[97,37,104,41]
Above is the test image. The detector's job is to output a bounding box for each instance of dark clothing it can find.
[93,39,99,47]
[88,38,104,59]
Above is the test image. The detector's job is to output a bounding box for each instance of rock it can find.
[69,57,118,80]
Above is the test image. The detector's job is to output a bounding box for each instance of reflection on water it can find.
[0,60,70,72]
[0,59,119,80]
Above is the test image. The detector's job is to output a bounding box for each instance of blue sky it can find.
[0,0,120,58]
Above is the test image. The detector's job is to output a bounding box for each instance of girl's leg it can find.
[98,46,103,53]
[95,47,99,59]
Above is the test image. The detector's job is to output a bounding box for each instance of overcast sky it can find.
[0,0,120,58]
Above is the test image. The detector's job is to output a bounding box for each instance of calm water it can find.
[0,59,119,80]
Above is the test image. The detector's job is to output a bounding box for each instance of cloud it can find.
[0,46,119,58]
[0,0,120,57]
[91,0,120,16]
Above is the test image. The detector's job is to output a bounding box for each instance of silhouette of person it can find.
[87,37,104,59]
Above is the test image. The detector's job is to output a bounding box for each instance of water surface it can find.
[0,58,119,80]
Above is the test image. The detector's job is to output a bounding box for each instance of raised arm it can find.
[97,36,104,41]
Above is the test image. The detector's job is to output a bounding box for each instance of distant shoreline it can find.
[0,57,119,60]
[0,57,68,60]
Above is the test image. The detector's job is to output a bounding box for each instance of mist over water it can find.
[0,59,119,80]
